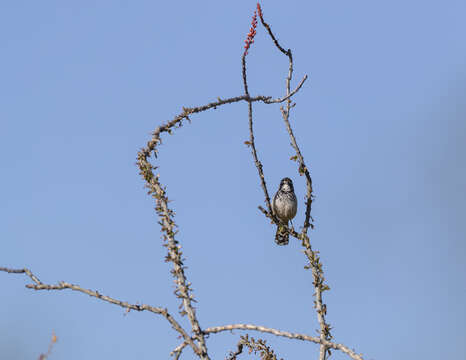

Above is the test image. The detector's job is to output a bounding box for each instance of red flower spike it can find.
[243,7,258,56]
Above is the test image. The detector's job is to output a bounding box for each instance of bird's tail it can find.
[275,225,289,246]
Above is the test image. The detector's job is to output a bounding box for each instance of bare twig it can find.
[138,158,208,357]
[2,46,308,360]
[0,267,201,356]
[1,266,42,284]
[256,5,288,57]
[2,5,364,360]
[136,88,301,360]
[135,14,307,356]
[257,3,314,236]
[278,105,314,236]
[138,92,304,164]
[205,324,364,360]
[256,4,331,359]
[171,341,189,360]
[228,334,280,360]
[301,237,332,359]
[264,75,308,104]
[242,55,275,218]
[242,10,275,219]
[226,339,244,360]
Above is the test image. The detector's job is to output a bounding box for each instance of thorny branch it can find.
[138,130,209,358]
[1,3,367,360]
[135,78,307,360]
[227,335,280,360]
[255,4,332,359]
[171,341,189,360]
[135,75,309,359]
[0,267,200,355]
[205,324,363,360]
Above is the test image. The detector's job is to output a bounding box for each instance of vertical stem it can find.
[242,54,274,216]
[257,6,331,358]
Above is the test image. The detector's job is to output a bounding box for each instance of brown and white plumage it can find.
[272,177,297,245]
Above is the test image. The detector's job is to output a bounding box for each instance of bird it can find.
[272,177,297,245]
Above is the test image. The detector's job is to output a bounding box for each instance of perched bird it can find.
[272,177,297,245]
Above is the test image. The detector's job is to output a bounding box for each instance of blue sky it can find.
[1,1,465,359]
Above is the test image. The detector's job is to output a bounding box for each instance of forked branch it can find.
[255,4,332,359]
[227,334,280,360]
[0,267,201,355]
[1,3,366,360]
[135,53,308,359]
[205,324,363,360]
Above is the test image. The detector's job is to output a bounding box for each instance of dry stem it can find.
[227,334,280,360]
[1,4,366,360]
[205,324,363,360]
[171,341,189,360]
[0,267,200,355]
[257,5,331,359]
[136,74,307,359]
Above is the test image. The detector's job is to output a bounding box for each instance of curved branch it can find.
[257,4,330,359]
[264,75,308,104]
[204,324,364,360]
[0,267,201,356]
[136,74,307,359]
[2,70,308,360]
[171,341,189,360]
[227,334,280,360]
